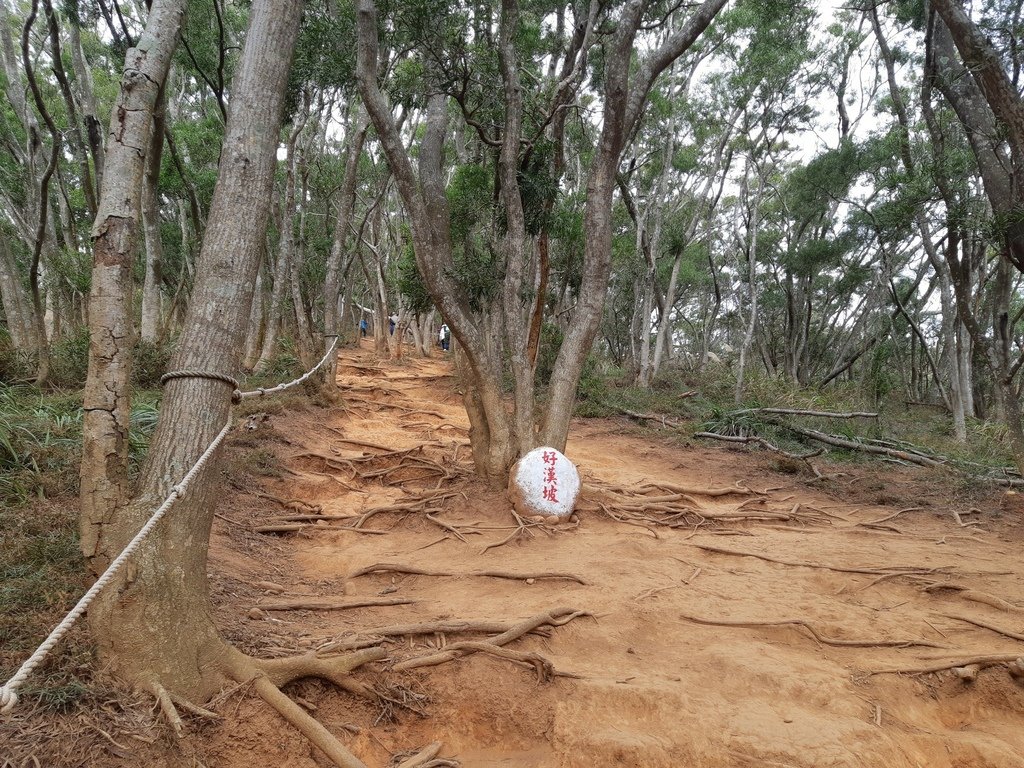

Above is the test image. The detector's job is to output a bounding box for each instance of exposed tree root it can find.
[390,607,589,675]
[223,647,388,768]
[250,675,368,768]
[679,614,943,648]
[317,619,556,654]
[150,682,185,738]
[920,582,1024,612]
[871,654,1024,676]
[392,742,452,768]
[638,480,761,497]
[348,562,589,584]
[577,476,814,535]
[941,613,1024,642]
[687,542,951,580]
[257,597,417,612]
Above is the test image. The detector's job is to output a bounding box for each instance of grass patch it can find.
[0,386,162,711]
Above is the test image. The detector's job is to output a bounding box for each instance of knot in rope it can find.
[161,370,243,403]
[0,685,17,715]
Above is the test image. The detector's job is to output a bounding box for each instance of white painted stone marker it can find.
[508,446,580,522]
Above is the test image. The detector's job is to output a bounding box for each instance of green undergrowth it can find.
[574,363,1019,481]
[0,385,161,711]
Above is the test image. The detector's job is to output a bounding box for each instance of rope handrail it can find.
[235,338,339,400]
[0,338,340,715]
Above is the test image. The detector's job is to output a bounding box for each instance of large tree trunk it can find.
[82,0,304,699]
[81,0,184,568]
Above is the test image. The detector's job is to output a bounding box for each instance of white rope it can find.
[0,420,232,716]
[235,337,339,400]
[0,339,341,715]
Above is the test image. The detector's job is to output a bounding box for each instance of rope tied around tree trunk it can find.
[0,420,233,716]
[161,370,243,402]
[0,338,340,715]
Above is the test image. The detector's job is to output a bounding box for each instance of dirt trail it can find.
[207,340,1024,768]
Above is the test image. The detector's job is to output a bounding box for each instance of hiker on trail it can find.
[389,313,398,335]
[359,318,367,337]
[439,324,450,352]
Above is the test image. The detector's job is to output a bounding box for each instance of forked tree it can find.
[356,0,728,481]
[80,3,378,765]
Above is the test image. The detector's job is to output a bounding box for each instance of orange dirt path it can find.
[205,340,1024,768]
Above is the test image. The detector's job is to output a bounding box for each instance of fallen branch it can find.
[694,432,824,461]
[348,563,589,585]
[774,423,946,468]
[732,407,878,419]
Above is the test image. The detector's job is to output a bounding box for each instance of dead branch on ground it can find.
[731,407,878,419]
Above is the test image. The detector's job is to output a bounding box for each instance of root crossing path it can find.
[192,341,1024,766]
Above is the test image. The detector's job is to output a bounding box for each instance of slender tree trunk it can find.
[0,236,34,352]
[84,0,304,698]
[256,243,289,368]
[735,164,764,405]
[323,107,368,387]
[242,266,264,370]
[140,83,167,343]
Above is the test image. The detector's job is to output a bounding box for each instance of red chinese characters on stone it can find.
[541,450,559,503]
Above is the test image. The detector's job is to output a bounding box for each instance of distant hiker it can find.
[389,313,398,335]
[359,318,368,337]
[439,323,450,352]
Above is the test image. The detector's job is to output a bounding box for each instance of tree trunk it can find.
[0,236,35,353]
[83,0,304,698]
[323,107,368,387]
[81,0,185,572]
[140,82,167,343]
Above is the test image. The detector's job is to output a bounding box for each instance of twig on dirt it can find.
[347,563,589,584]
[679,614,943,648]
[608,404,682,428]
